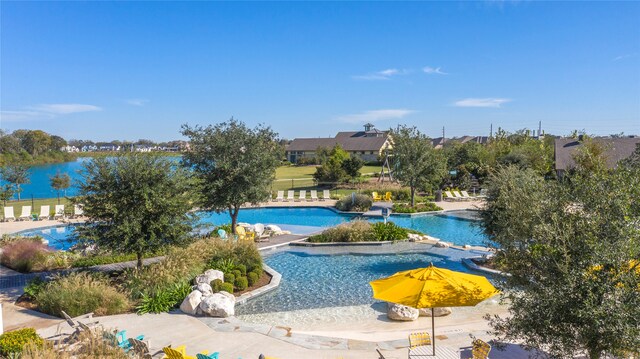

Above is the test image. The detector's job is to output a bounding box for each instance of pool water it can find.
[17,208,487,250]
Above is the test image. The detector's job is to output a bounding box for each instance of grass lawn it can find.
[275,165,382,179]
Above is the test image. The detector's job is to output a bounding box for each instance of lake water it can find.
[3,158,90,199]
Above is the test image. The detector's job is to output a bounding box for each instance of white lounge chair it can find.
[73,204,84,218]
[298,190,307,202]
[275,191,285,202]
[322,190,331,201]
[444,191,458,202]
[477,189,488,198]
[54,205,65,219]
[3,207,15,221]
[310,190,319,201]
[453,191,468,201]
[18,206,31,221]
[286,190,295,202]
[39,205,50,220]
[460,191,474,200]
[253,223,270,242]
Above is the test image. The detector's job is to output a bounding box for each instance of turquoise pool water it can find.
[17,207,487,250]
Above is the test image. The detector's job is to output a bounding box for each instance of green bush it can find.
[0,328,43,357]
[224,273,235,284]
[235,276,248,291]
[210,279,223,292]
[371,222,408,241]
[335,194,372,212]
[231,269,242,279]
[135,282,191,314]
[23,277,46,300]
[392,202,443,213]
[235,264,247,275]
[36,273,130,317]
[209,258,236,273]
[220,282,234,293]
[247,272,259,286]
[71,253,139,268]
[308,220,375,242]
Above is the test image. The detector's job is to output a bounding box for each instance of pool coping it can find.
[236,264,282,306]
[461,257,510,276]
[289,240,395,247]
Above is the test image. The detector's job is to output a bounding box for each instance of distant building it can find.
[61,145,79,153]
[286,123,392,163]
[554,136,640,177]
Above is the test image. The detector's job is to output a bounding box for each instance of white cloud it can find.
[335,109,415,123]
[352,68,409,81]
[454,98,512,108]
[0,110,50,122]
[30,103,102,114]
[125,99,148,106]
[613,54,635,61]
[423,66,448,75]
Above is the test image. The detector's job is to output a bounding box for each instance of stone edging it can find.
[289,241,394,247]
[462,257,510,276]
[235,264,282,306]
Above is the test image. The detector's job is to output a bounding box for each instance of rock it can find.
[179,290,203,315]
[218,291,235,301]
[435,242,450,248]
[197,283,213,295]
[419,307,452,317]
[199,293,236,317]
[387,303,419,321]
[463,244,471,249]
[195,269,224,284]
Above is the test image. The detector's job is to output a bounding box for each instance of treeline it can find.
[0,129,76,166]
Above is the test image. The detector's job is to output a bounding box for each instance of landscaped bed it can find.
[307,220,413,243]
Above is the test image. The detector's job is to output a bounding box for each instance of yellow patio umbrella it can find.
[370,263,499,355]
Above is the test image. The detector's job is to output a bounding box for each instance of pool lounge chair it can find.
[460,191,474,200]
[163,345,215,359]
[286,190,295,202]
[310,190,319,201]
[61,310,99,329]
[196,353,219,359]
[453,190,469,201]
[444,191,461,202]
[39,205,50,220]
[115,330,144,352]
[128,338,162,359]
[54,204,65,220]
[73,204,84,218]
[321,190,331,201]
[383,192,392,202]
[371,191,382,201]
[3,207,15,222]
[297,190,307,202]
[18,206,32,221]
[472,338,491,359]
[408,332,433,358]
[275,191,284,202]
[235,226,255,241]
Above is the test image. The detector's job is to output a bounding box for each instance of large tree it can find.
[49,172,71,204]
[181,119,282,233]
[74,154,197,269]
[390,125,448,207]
[313,145,363,185]
[0,164,30,200]
[480,164,640,358]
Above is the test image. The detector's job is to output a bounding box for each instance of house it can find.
[285,123,392,163]
[60,145,79,153]
[554,136,640,177]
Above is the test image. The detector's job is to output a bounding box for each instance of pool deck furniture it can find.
[275,191,284,202]
[444,191,459,202]
[376,348,387,359]
[310,190,319,201]
[38,205,51,220]
[472,338,491,359]
[235,226,255,241]
[321,190,331,201]
[18,206,32,221]
[383,192,392,202]
[371,191,383,201]
[61,310,99,329]
[408,332,433,357]
[452,191,467,201]
[128,338,162,359]
[54,204,65,220]
[460,191,474,200]
[196,352,220,359]
[73,204,84,218]
[297,190,307,202]
[253,223,270,242]
[163,345,213,359]
[116,329,144,352]
[3,207,15,221]
[286,190,295,202]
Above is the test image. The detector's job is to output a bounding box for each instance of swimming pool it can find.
[16,207,487,250]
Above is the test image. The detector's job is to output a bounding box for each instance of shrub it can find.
[210,279,223,292]
[392,202,443,213]
[0,240,51,272]
[23,277,46,300]
[209,258,236,273]
[0,328,43,357]
[335,194,372,212]
[371,222,408,241]
[136,281,192,314]
[224,273,235,284]
[220,282,234,293]
[71,253,138,268]
[235,264,247,275]
[36,272,130,317]
[308,220,375,243]
[231,269,242,279]
[235,276,248,291]
[0,234,42,247]
[247,272,259,286]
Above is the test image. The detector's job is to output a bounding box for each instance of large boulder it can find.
[179,290,203,315]
[195,269,224,285]
[197,283,213,296]
[199,292,235,317]
[419,307,452,317]
[387,303,419,321]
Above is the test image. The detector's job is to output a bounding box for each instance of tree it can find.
[480,165,640,358]
[181,119,282,233]
[22,130,51,157]
[313,145,362,184]
[49,172,71,204]
[74,154,197,269]
[390,125,448,207]
[0,184,14,207]
[0,164,30,201]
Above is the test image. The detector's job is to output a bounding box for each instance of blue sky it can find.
[1,1,639,141]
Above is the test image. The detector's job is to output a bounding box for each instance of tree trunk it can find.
[410,187,416,207]
[230,207,239,234]
[136,252,143,270]
[17,185,21,201]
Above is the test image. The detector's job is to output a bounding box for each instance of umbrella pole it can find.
[432,308,435,356]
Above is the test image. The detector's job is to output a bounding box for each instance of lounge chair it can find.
[253,223,270,242]
[376,349,387,359]
[297,190,307,202]
[18,206,31,221]
[286,190,295,202]
[371,191,382,201]
[383,192,392,202]
[54,204,65,220]
[453,191,468,201]
[275,191,284,202]
[443,191,458,202]
[460,191,474,200]
[217,229,228,239]
[128,338,162,359]
[3,207,15,222]
[235,226,255,241]
[61,310,99,329]
[408,332,433,358]
[163,345,215,359]
[477,189,488,198]
[38,205,50,220]
[310,190,319,201]
[321,190,331,201]
[472,338,491,359]
[73,204,84,218]
[115,330,144,352]
[197,353,219,359]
